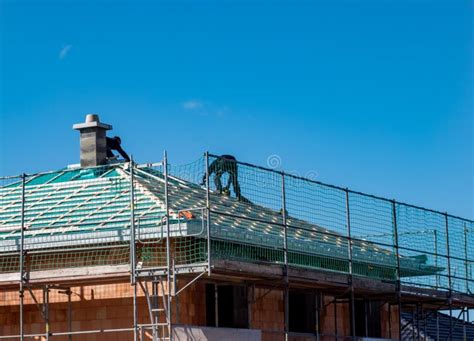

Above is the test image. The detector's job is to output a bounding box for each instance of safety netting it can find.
[0,153,472,295]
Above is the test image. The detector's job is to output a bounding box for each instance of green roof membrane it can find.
[0,162,447,285]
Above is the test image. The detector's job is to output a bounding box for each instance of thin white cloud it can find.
[59,45,72,60]
[182,100,203,110]
[182,99,228,117]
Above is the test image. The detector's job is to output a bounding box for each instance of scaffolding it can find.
[0,151,473,340]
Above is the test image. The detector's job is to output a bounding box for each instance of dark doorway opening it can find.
[289,291,316,333]
[354,299,381,338]
[205,284,249,329]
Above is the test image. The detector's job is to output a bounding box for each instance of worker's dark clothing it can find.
[204,155,241,199]
[106,137,130,162]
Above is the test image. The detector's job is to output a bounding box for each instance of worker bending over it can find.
[203,155,242,200]
[106,136,130,162]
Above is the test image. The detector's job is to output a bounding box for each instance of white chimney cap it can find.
[73,114,112,130]
[85,114,100,123]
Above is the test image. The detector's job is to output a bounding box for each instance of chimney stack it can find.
[73,114,112,167]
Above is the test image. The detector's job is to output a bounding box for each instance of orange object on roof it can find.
[178,211,195,219]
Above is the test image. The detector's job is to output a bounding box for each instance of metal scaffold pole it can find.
[345,189,356,341]
[435,306,440,341]
[316,293,321,341]
[205,152,211,276]
[392,200,402,341]
[67,289,72,341]
[164,151,172,340]
[281,172,289,341]
[130,157,138,341]
[445,212,453,339]
[463,307,467,341]
[19,173,26,341]
[43,286,50,341]
[464,222,469,294]
[434,230,439,288]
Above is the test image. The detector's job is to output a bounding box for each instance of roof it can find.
[401,311,474,340]
[0,162,441,279]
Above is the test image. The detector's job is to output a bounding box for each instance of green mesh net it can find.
[0,154,472,296]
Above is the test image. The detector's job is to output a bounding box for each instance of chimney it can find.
[73,114,112,167]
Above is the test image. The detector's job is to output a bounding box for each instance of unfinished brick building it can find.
[1,115,473,340]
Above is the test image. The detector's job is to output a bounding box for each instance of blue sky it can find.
[0,0,472,218]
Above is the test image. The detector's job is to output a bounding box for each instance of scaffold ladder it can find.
[139,275,172,341]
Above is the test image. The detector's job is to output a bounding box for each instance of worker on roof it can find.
[203,154,242,200]
[106,136,130,162]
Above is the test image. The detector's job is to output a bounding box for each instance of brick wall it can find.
[319,295,351,338]
[0,280,398,340]
[250,288,284,341]
[381,303,400,340]
[0,279,206,340]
